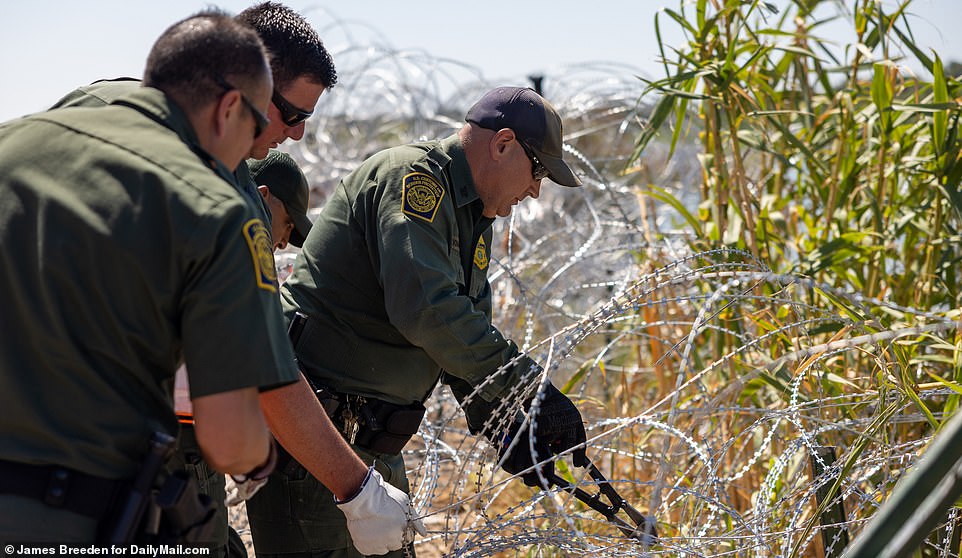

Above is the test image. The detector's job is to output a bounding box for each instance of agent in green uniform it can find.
[50,5,422,554]
[170,149,314,557]
[250,149,314,251]
[247,86,588,557]
[50,2,336,233]
[0,10,294,541]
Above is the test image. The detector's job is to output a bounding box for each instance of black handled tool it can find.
[105,431,176,543]
[545,458,657,545]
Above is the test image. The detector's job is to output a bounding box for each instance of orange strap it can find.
[176,411,194,425]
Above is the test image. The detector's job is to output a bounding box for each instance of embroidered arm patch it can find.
[242,218,278,292]
[474,236,489,270]
[402,172,445,223]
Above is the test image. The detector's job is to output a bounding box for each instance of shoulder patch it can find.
[474,235,489,270]
[402,172,445,223]
[242,219,278,292]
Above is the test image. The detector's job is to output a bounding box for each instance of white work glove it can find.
[336,466,427,555]
[225,474,269,506]
[225,440,277,507]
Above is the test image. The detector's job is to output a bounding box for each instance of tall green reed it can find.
[630,1,962,554]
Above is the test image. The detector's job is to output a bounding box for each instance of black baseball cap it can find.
[465,86,581,187]
[248,150,312,247]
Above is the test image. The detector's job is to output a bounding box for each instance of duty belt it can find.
[314,386,425,456]
[287,312,426,455]
[0,459,124,520]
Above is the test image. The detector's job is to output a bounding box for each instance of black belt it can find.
[0,459,124,520]
[288,315,425,456]
[314,387,425,456]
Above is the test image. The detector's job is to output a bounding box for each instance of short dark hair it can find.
[236,2,337,91]
[144,9,272,112]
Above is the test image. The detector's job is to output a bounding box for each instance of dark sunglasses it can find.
[271,90,314,127]
[518,140,551,181]
[212,75,270,138]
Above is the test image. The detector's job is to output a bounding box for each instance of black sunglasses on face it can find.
[212,75,270,138]
[271,90,313,127]
[518,140,551,181]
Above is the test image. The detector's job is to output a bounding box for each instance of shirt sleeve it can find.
[368,164,539,402]
[179,201,300,398]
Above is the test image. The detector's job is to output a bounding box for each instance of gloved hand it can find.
[225,475,269,507]
[336,466,427,555]
[225,439,277,506]
[499,382,587,487]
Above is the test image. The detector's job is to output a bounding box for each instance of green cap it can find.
[248,150,312,247]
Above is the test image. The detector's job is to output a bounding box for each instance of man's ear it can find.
[490,128,516,160]
[256,184,270,200]
[213,89,243,137]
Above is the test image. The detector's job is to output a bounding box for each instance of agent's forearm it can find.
[193,387,271,474]
[259,374,368,500]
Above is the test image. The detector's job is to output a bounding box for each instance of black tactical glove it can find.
[499,382,587,487]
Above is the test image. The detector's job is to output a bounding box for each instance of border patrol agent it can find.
[170,148,312,556]
[47,5,422,555]
[0,11,294,541]
[250,149,314,251]
[54,76,275,229]
[246,86,589,557]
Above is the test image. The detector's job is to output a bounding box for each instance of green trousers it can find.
[0,494,99,541]
[169,423,236,558]
[246,445,414,558]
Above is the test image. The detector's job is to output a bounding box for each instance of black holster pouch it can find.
[354,401,426,455]
[153,470,217,543]
[99,432,216,544]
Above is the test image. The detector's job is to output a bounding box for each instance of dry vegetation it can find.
[251,1,962,556]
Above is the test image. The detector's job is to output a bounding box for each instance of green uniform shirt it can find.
[51,78,273,226]
[0,87,299,479]
[282,134,538,406]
